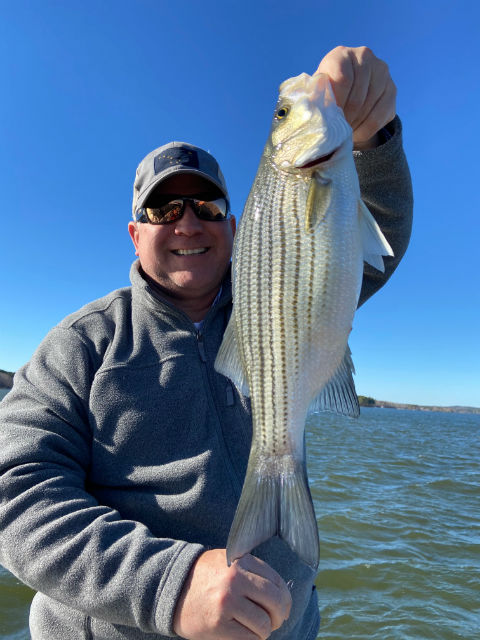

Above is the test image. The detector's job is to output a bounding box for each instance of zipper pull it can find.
[197,332,207,363]
[226,383,235,406]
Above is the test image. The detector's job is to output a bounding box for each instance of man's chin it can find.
[160,275,221,300]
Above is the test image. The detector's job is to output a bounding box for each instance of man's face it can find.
[128,173,236,306]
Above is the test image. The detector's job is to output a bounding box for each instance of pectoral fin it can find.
[358,199,394,272]
[308,345,360,417]
[214,312,250,396]
[305,175,332,232]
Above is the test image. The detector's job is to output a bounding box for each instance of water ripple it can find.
[307,408,479,639]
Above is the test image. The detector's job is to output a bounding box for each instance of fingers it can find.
[238,553,285,588]
[315,45,353,109]
[237,554,292,625]
[352,79,397,144]
[234,596,274,639]
[315,45,397,144]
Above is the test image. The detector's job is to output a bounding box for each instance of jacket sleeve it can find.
[0,326,204,635]
[355,116,413,307]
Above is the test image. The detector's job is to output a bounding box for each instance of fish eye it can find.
[275,106,289,120]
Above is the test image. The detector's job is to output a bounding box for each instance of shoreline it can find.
[358,396,480,415]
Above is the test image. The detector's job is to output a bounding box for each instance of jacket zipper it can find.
[196,329,242,495]
[196,330,234,404]
[197,331,207,363]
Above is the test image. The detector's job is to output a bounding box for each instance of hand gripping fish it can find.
[215,72,393,569]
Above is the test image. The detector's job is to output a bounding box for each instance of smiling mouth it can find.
[172,248,209,256]
[298,148,337,169]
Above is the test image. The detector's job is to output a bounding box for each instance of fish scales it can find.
[215,72,393,568]
[244,165,340,435]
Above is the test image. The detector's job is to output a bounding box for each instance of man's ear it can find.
[229,215,236,237]
[128,221,140,256]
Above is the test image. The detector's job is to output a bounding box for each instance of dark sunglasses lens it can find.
[143,198,228,224]
[145,201,184,224]
[195,199,228,221]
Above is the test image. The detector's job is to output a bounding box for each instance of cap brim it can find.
[136,167,228,211]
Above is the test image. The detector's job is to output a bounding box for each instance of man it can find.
[0,47,412,640]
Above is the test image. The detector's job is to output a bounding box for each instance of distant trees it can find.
[0,370,14,389]
[358,395,376,406]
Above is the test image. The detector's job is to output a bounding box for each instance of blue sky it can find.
[1,0,479,407]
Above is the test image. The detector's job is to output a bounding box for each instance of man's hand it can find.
[173,549,292,640]
[315,46,397,149]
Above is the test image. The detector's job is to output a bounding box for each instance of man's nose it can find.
[174,204,203,235]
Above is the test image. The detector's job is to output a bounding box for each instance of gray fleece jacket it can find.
[0,117,412,640]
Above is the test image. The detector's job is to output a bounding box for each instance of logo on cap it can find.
[154,149,199,175]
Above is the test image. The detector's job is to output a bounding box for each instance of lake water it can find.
[0,407,478,639]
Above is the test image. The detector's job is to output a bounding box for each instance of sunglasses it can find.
[135,197,230,225]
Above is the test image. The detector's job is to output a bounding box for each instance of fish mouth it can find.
[297,147,338,169]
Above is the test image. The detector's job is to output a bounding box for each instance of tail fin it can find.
[226,456,319,569]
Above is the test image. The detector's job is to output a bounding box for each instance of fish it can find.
[215,72,393,569]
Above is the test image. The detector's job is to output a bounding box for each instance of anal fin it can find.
[309,345,360,417]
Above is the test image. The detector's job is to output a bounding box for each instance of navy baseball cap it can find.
[132,142,229,218]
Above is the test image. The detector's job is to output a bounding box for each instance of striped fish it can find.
[215,72,393,569]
